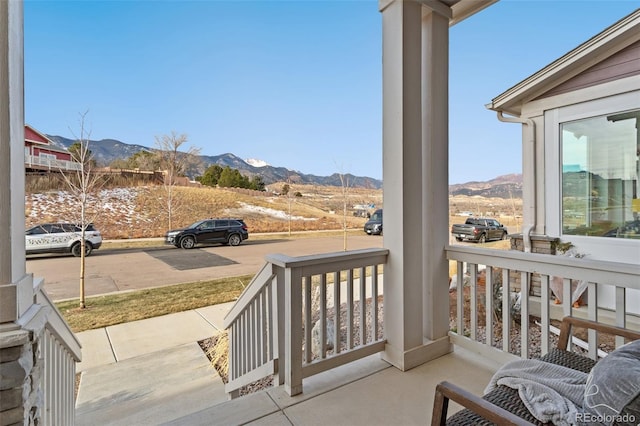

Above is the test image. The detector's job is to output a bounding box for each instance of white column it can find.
[380,0,452,371]
[421,5,453,345]
[0,0,31,327]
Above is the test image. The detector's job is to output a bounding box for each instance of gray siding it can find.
[536,39,640,99]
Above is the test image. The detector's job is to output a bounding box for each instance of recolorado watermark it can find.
[576,412,637,424]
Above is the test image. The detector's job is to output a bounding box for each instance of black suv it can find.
[364,209,383,235]
[165,219,249,249]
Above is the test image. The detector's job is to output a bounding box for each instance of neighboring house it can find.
[24,123,80,172]
[487,9,640,310]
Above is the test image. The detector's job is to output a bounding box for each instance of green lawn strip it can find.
[55,275,253,333]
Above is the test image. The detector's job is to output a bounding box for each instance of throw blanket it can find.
[485,359,588,426]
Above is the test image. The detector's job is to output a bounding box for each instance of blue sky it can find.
[24,0,639,184]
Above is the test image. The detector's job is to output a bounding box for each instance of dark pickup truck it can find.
[451,217,508,243]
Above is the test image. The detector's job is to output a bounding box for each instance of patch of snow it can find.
[246,158,270,168]
[236,202,317,221]
[25,187,147,225]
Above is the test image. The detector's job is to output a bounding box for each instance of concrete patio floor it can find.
[167,346,501,426]
[75,302,501,425]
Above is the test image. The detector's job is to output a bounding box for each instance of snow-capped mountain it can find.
[245,158,270,168]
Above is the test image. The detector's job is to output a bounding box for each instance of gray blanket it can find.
[485,359,588,426]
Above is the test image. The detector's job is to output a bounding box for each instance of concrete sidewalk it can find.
[75,302,235,425]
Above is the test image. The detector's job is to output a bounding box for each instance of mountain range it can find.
[46,135,522,197]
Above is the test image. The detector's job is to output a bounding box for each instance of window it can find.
[561,109,639,239]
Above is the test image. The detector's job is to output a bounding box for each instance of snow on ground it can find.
[26,189,315,227]
[26,187,148,225]
[234,202,317,221]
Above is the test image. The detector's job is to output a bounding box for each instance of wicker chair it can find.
[431,316,640,426]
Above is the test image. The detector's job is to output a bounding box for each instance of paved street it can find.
[27,235,383,301]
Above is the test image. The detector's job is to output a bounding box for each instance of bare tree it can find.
[154,132,202,231]
[59,111,108,308]
[336,164,355,251]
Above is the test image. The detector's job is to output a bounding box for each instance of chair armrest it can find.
[557,316,640,350]
[431,381,535,426]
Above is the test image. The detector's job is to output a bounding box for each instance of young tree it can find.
[336,165,355,251]
[59,112,108,308]
[154,132,202,230]
[281,178,295,236]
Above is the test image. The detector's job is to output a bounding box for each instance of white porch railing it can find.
[223,248,389,398]
[446,245,640,364]
[25,154,82,171]
[34,278,82,425]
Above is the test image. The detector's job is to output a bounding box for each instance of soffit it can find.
[379,0,498,25]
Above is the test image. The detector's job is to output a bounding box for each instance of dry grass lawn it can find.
[26,182,522,240]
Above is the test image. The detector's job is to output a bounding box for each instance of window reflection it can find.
[561,109,640,239]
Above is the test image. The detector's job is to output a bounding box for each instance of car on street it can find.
[364,209,383,235]
[165,218,249,249]
[26,223,102,257]
[451,217,508,243]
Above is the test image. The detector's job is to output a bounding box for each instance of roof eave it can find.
[449,0,498,26]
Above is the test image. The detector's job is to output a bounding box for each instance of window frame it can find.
[545,90,639,261]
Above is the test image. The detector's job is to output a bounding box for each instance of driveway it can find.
[26,235,384,301]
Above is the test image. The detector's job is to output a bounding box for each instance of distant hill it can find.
[449,173,522,199]
[45,134,521,196]
[46,135,383,189]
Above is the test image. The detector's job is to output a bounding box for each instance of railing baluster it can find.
[615,286,626,348]
[456,261,464,337]
[333,271,341,354]
[359,266,366,345]
[485,267,493,347]
[267,280,275,361]
[347,269,354,350]
[502,268,510,352]
[540,274,550,356]
[259,289,266,364]
[469,263,477,341]
[320,273,327,358]
[255,295,261,368]
[240,311,246,375]
[371,265,378,342]
[304,275,312,363]
[520,271,530,359]
[232,320,237,379]
[587,282,598,358]
[249,302,256,370]
[561,278,572,350]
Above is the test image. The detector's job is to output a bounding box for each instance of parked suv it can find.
[26,223,102,257]
[165,218,249,249]
[364,209,383,235]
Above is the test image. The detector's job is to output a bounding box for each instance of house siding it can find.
[24,125,48,144]
[32,146,72,161]
[535,40,640,100]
